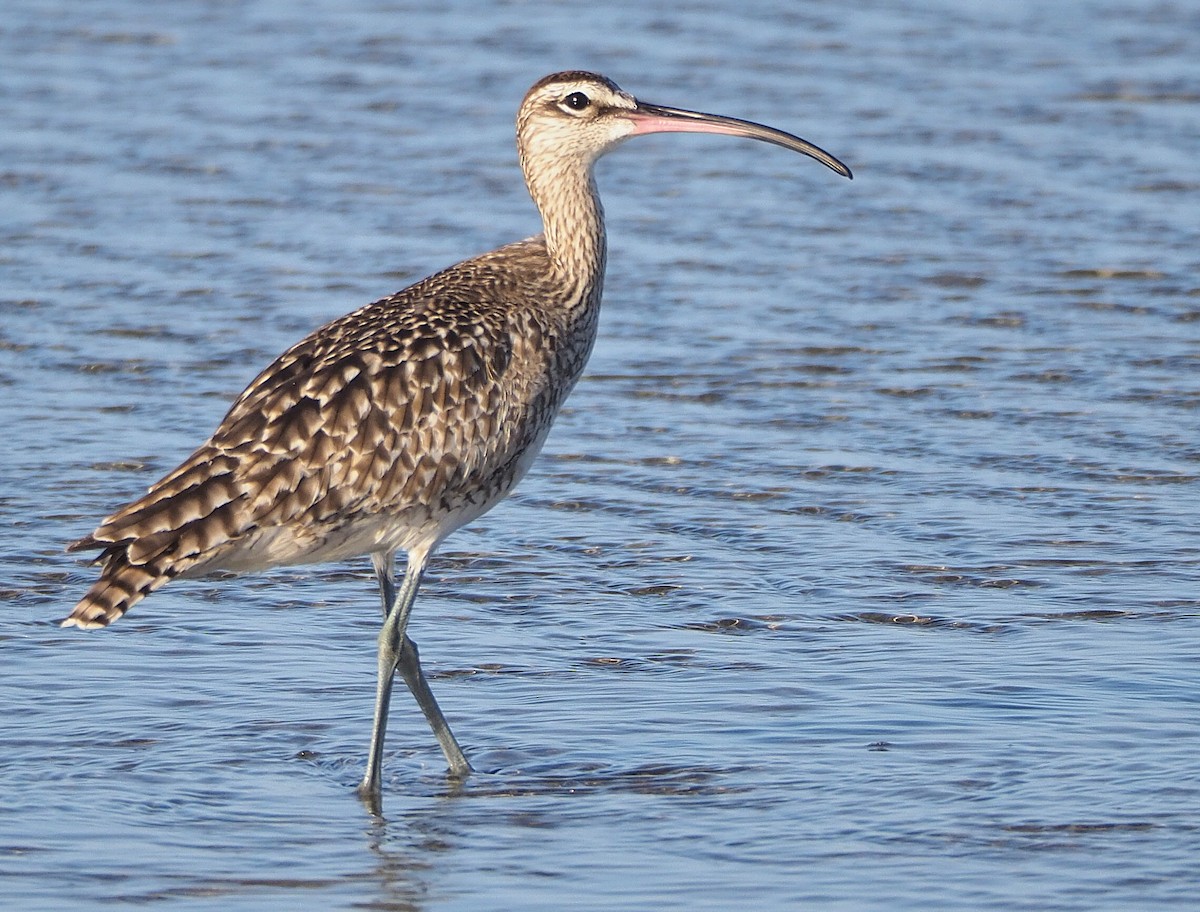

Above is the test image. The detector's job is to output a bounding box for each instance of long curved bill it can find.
[627,101,852,180]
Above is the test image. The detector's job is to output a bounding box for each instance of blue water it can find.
[2,0,1198,909]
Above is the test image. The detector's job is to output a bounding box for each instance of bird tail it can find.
[60,545,173,629]
[61,443,248,629]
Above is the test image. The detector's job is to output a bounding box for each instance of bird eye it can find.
[562,92,591,111]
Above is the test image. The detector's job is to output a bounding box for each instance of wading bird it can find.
[63,71,851,809]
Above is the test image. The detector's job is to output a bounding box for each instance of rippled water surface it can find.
[3,1,1198,909]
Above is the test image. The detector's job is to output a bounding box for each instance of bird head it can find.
[517,71,852,179]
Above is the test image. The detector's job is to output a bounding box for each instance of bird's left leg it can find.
[357,548,428,806]
[371,550,472,776]
[358,549,472,808]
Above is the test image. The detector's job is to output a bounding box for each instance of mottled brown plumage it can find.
[66,237,595,626]
[63,71,850,808]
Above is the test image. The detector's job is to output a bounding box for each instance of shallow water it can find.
[2,0,1198,909]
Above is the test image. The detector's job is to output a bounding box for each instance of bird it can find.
[62,70,851,808]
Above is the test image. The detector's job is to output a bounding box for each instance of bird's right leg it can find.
[357,550,472,809]
[368,550,471,776]
[395,635,472,778]
[357,548,428,806]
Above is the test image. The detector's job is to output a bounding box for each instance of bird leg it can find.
[395,635,472,778]
[357,550,471,807]
[369,551,471,776]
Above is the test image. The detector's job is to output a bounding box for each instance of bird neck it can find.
[524,159,608,299]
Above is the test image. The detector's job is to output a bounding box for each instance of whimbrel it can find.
[63,71,851,807]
